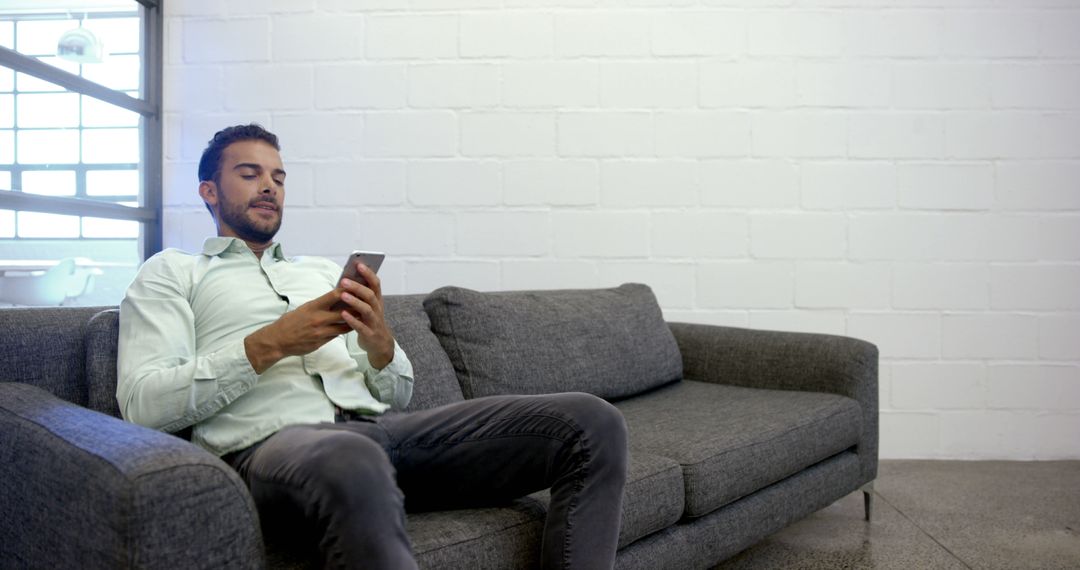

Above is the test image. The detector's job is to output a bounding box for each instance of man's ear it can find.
[198,180,218,211]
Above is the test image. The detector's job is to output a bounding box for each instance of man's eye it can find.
[241,174,256,180]
[273,179,285,186]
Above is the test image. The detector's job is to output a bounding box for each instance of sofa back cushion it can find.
[0,306,109,408]
[85,309,123,418]
[384,295,466,411]
[422,283,683,400]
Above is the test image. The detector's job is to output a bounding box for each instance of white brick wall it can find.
[164,0,1080,460]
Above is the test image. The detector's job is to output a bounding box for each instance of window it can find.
[0,1,162,306]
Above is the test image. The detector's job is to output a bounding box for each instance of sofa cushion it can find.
[384,295,466,411]
[422,284,682,400]
[85,309,122,418]
[409,497,546,569]
[614,380,862,518]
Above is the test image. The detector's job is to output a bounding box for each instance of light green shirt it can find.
[116,237,414,456]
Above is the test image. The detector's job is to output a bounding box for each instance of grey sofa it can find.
[0,283,878,569]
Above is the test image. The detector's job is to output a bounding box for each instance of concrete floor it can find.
[714,460,1080,570]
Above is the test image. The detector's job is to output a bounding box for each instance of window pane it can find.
[0,208,13,238]
[82,54,140,91]
[16,20,79,56]
[82,93,140,127]
[17,129,79,164]
[0,130,14,164]
[83,18,140,54]
[0,171,10,190]
[17,211,80,238]
[17,93,80,128]
[87,169,139,196]
[82,216,139,238]
[21,170,76,196]
[83,128,138,163]
[0,94,12,128]
[0,67,12,92]
[17,58,78,92]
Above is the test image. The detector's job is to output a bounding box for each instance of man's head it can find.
[197,124,286,245]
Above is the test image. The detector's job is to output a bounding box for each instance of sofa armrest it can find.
[0,382,264,569]
[668,322,879,482]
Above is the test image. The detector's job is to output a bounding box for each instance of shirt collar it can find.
[201,237,287,261]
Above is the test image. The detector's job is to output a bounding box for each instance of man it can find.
[117,124,628,569]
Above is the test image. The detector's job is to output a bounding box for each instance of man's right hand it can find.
[244,289,352,374]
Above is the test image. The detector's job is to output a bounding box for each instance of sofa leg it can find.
[861,481,875,522]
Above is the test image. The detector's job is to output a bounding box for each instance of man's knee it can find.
[553,393,628,457]
[301,431,397,501]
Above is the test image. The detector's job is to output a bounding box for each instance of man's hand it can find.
[244,289,352,374]
[336,262,396,370]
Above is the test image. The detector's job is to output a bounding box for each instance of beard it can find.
[218,194,282,244]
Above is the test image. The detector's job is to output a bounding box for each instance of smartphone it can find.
[338,251,385,286]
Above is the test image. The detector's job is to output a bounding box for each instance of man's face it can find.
[201,139,286,244]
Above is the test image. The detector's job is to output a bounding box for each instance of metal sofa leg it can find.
[861,481,875,522]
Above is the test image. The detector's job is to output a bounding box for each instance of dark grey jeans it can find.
[224,392,629,570]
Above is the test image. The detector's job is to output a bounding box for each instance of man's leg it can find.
[225,424,417,570]
[379,392,629,570]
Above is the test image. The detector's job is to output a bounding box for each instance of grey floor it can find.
[714,460,1080,570]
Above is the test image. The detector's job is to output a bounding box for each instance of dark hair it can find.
[197,123,280,183]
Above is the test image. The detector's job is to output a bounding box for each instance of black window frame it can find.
[0,0,163,260]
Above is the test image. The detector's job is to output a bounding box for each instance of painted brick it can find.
[752,111,846,158]
[313,160,406,206]
[801,161,896,210]
[797,62,890,108]
[462,113,556,157]
[892,63,991,110]
[891,363,985,410]
[987,365,1080,410]
[751,213,847,259]
[796,261,891,309]
[941,11,1041,58]
[661,310,750,328]
[1039,10,1080,57]
[502,62,599,108]
[943,314,1039,359]
[651,11,744,56]
[849,214,1044,262]
[897,163,994,210]
[364,111,457,157]
[180,112,273,161]
[409,63,499,109]
[597,261,696,309]
[551,211,651,258]
[555,13,652,57]
[1001,413,1080,459]
[747,11,844,57]
[163,160,202,208]
[315,64,407,109]
[702,62,797,109]
[278,162,313,207]
[227,0,315,13]
[183,18,269,63]
[275,208,360,256]
[879,412,940,459]
[366,15,458,60]
[698,261,794,309]
[848,113,945,159]
[272,113,364,159]
[457,212,549,256]
[990,265,1080,310]
[405,260,501,294]
[651,212,748,259]
[892,263,989,310]
[460,13,554,58]
[503,159,599,206]
[1039,315,1080,360]
[408,160,501,206]
[996,161,1080,211]
[164,65,223,113]
[271,14,364,61]
[501,260,599,291]
[847,313,941,359]
[992,64,1080,110]
[700,160,799,208]
[600,62,697,108]
[357,211,455,256]
[938,411,1011,459]
[656,112,751,158]
[558,112,653,157]
[600,160,698,207]
[1039,215,1080,261]
[223,64,312,111]
[178,209,217,253]
[844,11,942,58]
[748,310,847,336]
[945,112,1075,160]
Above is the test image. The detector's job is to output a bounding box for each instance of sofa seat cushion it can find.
[408,497,546,569]
[422,284,682,400]
[615,380,862,518]
[531,451,685,549]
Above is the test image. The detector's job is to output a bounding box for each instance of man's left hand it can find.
[337,262,395,370]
